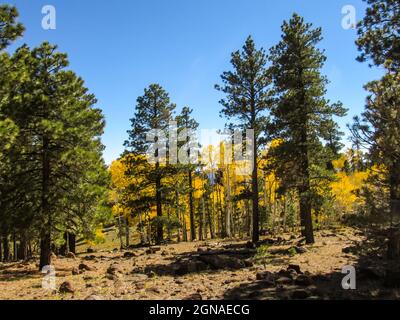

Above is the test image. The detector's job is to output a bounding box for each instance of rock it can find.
[258,280,275,288]
[291,289,310,300]
[71,267,80,275]
[87,248,95,253]
[294,246,307,254]
[146,286,161,294]
[84,255,97,261]
[246,241,257,249]
[278,269,296,279]
[66,252,76,259]
[287,264,302,274]
[147,271,156,278]
[256,271,275,282]
[276,277,293,285]
[85,295,104,300]
[123,251,136,258]
[107,263,123,275]
[197,247,211,253]
[59,281,74,294]
[106,273,120,281]
[174,260,208,275]
[146,246,161,254]
[295,275,313,286]
[79,263,94,271]
[183,293,202,300]
[198,255,245,270]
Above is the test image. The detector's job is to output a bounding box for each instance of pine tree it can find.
[356,0,400,71]
[353,0,400,258]
[1,43,107,268]
[269,14,347,244]
[0,4,24,51]
[216,36,273,243]
[124,84,175,244]
[176,106,199,241]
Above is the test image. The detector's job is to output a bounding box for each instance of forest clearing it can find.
[0,225,399,300]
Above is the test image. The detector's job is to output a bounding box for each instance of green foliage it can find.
[0,4,24,50]
[356,0,400,71]
[254,244,272,266]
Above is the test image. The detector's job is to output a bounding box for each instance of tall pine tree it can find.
[176,106,199,241]
[269,14,347,244]
[353,0,400,258]
[216,36,273,243]
[124,84,175,244]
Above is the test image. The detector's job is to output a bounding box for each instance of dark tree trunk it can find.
[0,237,2,262]
[12,232,17,261]
[251,127,260,243]
[199,196,205,240]
[39,134,52,270]
[206,199,215,239]
[155,168,163,244]
[68,233,76,254]
[39,232,51,270]
[299,140,314,244]
[17,234,28,260]
[188,170,196,241]
[2,235,9,262]
[175,190,181,242]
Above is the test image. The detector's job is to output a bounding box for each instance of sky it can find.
[7,0,383,164]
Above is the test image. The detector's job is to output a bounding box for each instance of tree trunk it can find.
[125,217,130,247]
[251,142,260,243]
[167,207,171,241]
[188,170,196,241]
[225,166,232,238]
[3,236,9,262]
[175,190,181,242]
[155,168,163,244]
[17,233,28,260]
[12,232,17,261]
[206,198,215,239]
[39,232,51,270]
[117,215,124,249]
[68,233,76,254]
[39,135,52,270]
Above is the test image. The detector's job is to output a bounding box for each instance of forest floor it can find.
[1,225,400,300]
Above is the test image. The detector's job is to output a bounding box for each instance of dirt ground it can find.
[1,226,399,300]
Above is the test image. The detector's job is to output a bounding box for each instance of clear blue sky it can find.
[8,0,383,164]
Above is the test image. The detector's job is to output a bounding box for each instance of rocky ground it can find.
[1,226,400,300]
